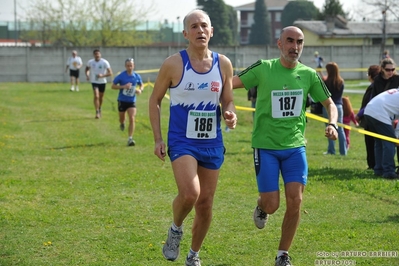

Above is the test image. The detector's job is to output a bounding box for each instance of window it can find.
[372,38,382,45]
[394,38,399,45]
[275,12,281,22]
[275,28,281,40]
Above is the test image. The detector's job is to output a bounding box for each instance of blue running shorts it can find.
[168,146,225,170]
[253,147,308,193]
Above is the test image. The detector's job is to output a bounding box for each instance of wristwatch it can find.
[328,123,338,131]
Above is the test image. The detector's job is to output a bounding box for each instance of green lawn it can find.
[0,81,398,266]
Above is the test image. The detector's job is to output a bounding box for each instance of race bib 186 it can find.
[186,110,217,139]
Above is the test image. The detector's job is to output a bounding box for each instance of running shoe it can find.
[253,205,268,229]
[162,228,182,261]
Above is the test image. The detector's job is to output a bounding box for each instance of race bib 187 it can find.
[271,89,303,118]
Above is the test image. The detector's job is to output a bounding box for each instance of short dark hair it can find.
[93,49,100,54]
[367,65,381,80]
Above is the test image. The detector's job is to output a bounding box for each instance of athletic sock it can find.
[277,250,288,257]
[188,248,199,258]
[171,222,182,232]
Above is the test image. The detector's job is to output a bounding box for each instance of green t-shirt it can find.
[238,58,330,150]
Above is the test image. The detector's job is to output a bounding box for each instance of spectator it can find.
[355,65,381,169]
[342,96,359,150]
[321,62,347,155]
[111,58,144,146]
[148,9,237,266]
[314,51,324,68]
[382,50,390,60]
[85,49,113,119]
[371,58,399,97]
[65,50,82,92]
[371,58,399,166]
[364,88,399,179]
[248,86,257,119]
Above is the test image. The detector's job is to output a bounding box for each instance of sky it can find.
[0,0,368,23]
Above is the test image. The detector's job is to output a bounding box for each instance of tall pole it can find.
[380,6,387,60]
[177,16,180,47]
[14,0,17,45]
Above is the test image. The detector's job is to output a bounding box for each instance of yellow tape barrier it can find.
[305,112,399,144]
[144,82,399,144]
[235,105,399,144]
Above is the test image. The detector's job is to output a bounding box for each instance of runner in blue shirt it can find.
[112,58,144,146]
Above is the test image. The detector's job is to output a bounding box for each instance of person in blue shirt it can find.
[111,58,144,146]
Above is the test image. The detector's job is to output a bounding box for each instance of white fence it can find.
[0,45,397,83]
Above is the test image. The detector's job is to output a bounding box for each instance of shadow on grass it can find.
[310,167,399,209]
[138,121,152,131]
[385,214,399,223]
[48,142,111,150]
[24,117,93,123]
[360,213,399,224]
[308,167,381,181]
[225,150,253,156]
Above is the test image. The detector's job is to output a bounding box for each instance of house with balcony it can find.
[235,0,288,45]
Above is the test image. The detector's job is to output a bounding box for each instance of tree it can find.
[226,5,239,45]
[20,0,155,46]
[281,0,320,28]
[249,0,271,45]
[197,0,234,46]
[318,0,347,20]
[362,0,399,59]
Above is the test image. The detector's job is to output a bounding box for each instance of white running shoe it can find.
[162,228,183,261]
[185,255,201,266]
[127,139,135,146]
[253,206,268,229]
[275,253,292,266]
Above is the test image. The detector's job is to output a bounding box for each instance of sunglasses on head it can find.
[384,68,395,72]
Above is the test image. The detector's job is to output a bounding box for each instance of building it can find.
[235,0,288,45]
[294,15,399,46]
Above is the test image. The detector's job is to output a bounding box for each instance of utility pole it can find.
[177,16,181,47]
[380,6,388,60]
[14,0,17,45]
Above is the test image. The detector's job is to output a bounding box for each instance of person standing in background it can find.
[65,50,82,92]
[314,51,323,68]
[382,50,390,60]
[149,9,237,266]
[248,86,257,119]
[321,62,347,155]
[342,96,359,150]
[85,49,113,119]
[364,88,399,179]
[370,58,399,168]
[355,65,381,170]
[111,58,144,146]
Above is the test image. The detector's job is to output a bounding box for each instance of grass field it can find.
[0,81,398,266]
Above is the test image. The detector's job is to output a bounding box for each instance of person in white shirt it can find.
[85,49,113,119]
[65,50,83,92]
[364,88,399,179]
